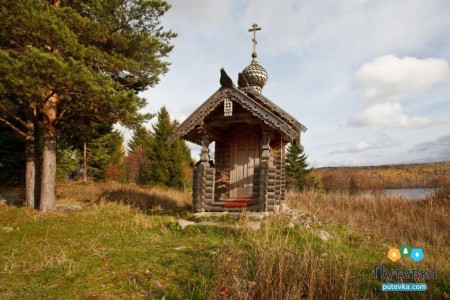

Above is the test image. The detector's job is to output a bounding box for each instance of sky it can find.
[136,0,450,167]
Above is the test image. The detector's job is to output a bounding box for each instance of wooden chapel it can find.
[167,24,307,212]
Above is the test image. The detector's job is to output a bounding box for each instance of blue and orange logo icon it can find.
[387,247,401,262]
[410,248,424,262]
[387,244,424,262]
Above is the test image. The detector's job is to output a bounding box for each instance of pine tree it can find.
[285,143,315,191]
[89,131,124,180]
[147,107,191,189]
[56,147,81,180]
[0,1,176,212]
[128,126,153,154]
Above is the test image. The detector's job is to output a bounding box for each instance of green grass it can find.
[1,203,215,299]
[0,183,449,299]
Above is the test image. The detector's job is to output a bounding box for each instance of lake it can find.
[384,188,429,200]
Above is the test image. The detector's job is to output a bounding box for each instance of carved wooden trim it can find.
[258,162,268,211]
[193,164,206,212]
[226,89,301,142]
[167,86,305,145]
[200,135,211,163]
[239,86,307,133]
[166,88,224,145]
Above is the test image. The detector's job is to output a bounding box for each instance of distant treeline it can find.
[313,162,450,191]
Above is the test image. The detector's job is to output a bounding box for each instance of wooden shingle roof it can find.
[167,69,307,145]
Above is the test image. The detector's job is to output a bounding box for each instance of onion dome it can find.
[241,52,268,93]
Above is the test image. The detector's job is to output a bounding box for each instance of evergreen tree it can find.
[89,131,124,180]
[0,0,176,212]
[56,147,81,180]
[285,143,315,191]
[147,107,191,189]
[128,126,153,154]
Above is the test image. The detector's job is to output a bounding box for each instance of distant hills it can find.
[313,161,450,190]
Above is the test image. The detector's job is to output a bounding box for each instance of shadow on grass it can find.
[99,187,191,214]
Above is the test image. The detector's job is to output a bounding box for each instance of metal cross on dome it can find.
[248,23,261,57]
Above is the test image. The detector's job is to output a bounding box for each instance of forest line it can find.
[313,161,450,191]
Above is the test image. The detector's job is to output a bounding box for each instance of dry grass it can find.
[286,190,450,249]
[2,183,449,299]
[209,220,361,299]
[56,181,191,211]
[285,189,450,297]
[208,191,450,299]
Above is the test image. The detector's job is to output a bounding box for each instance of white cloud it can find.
[348,102,433,127]
[354,55,449,103]
[349,55,450,128]
[165,1,238,32]
[333,134,399,153]
[144,1,450,166]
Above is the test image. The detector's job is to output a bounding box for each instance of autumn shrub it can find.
[427,175,450,202]
[104,163,123,182]
[428,186,449,202]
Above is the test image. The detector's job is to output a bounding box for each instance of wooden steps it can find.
[223,198,252,207]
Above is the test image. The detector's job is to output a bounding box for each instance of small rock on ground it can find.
[173,246,187,251]
[280,204,321,229]
[2,227,14,233]
[198,221,220,226]
[246,221,261,231]
[57,204,83,211]
[177,219,196,229]
[285,222,295,229]
[317,229,334,242]
[193,212,214,219]
[246,212,269,221]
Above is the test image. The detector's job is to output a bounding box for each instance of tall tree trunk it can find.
[0,103,39,208]
[37,0,62,213]
[34,110,41,209]
[25,104,36,208]
[40,94,58,213]
[83,142,87,183]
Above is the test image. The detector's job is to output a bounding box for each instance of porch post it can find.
[200,135,211,164]
[193,134,215,212]
[258,131,270,211]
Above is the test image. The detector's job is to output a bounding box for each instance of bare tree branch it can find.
[0,104,27,128]
[0,117,27,138]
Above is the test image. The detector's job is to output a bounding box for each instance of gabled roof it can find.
[167,83,307,146]
[240,86,307,134]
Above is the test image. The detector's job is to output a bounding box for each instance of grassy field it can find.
[0,182,449,299]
